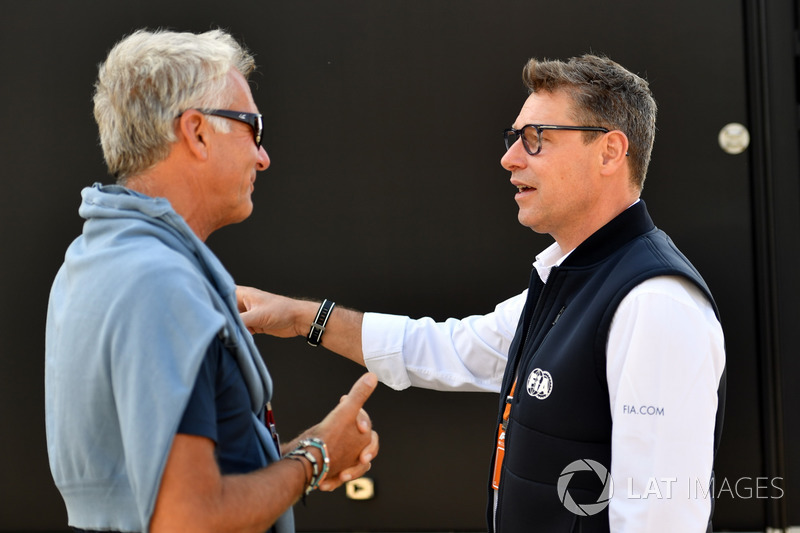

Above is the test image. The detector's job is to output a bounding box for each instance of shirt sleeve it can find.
[362,290,526,392]
[176,338,221,443]
[606,276,725,532]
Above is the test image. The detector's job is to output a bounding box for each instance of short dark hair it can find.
[522,54,657,189]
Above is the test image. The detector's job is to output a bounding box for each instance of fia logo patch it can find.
[526,368,553,399]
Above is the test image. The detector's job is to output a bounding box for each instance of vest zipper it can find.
[521,268,556,351]
[552,305,566,325]
[495,267,560,532]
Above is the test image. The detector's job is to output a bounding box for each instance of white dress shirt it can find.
[362,241,725,533]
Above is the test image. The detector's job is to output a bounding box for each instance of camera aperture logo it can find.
[557,460,784,516]
[557,459,614,516]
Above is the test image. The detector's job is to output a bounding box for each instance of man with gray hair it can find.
[237,54,726,532]
[45,29,378,533]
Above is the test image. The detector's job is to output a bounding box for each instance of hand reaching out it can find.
[236,286,314,337]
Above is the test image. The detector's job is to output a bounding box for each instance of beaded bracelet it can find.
[297,438,329,492]
[286,448,316,476]
[285,454,313,486]
[287,437,330,495]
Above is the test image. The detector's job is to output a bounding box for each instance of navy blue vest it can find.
[488,201,726,533]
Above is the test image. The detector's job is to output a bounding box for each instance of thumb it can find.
[239,311,256,334]
[235,286,251,313]
[340,373,378,411]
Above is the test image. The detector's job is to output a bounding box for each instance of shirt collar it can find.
[533,242,573,284]
[532,199,642,284]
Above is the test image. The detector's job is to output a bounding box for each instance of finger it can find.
[320,463,372,491]
[360,430,378,463]
[356,408,371,432]
[239,309,257,332]
[340,373,378,412]
[235,286,249,312]
[318,476,345,492]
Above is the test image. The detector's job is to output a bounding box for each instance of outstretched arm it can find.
[237,286,366,366]
[239,285,525,392]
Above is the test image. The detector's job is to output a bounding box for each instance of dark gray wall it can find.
[0,0,794,530]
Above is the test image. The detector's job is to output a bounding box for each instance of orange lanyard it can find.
[502,379,517,427]
[492,379,516,489]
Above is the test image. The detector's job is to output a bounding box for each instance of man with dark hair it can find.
[237,54,725,532]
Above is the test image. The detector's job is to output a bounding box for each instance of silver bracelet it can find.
[287,437,330,494]
[297,438,329,492]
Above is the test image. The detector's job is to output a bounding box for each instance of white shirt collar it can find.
[533,199,642,284]
[533,242,573,284]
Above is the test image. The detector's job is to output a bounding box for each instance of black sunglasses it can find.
[503,124,609,156]
[197,108,263,148]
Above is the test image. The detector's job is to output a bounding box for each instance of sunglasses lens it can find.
[254,116,263,148]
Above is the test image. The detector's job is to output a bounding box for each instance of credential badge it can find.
[526,368,553,400]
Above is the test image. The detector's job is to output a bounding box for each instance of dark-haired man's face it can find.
[500,90,609,251]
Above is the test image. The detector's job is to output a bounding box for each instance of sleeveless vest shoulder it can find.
[489,201,723,533]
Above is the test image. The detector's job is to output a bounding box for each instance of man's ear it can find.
[177,110,210,161]
[599,130,629,176]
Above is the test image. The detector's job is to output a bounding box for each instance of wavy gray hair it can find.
[93,29,256,182]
